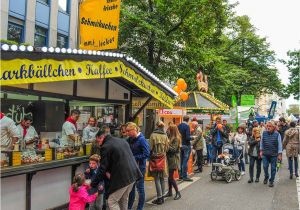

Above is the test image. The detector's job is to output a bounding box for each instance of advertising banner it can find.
[0,59,174,108]
[79,0,121,50]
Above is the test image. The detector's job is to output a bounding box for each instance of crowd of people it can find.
[1,110,299,210]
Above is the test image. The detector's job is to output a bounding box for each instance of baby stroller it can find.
[210,143,242,183]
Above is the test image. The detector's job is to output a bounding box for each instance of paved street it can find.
[143,155,299,210]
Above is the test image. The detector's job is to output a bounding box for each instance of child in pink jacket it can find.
[69,173,97,210]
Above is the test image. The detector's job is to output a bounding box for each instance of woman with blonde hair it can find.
[165,124,181,200]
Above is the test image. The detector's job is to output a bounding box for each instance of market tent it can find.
[176,91,229,114]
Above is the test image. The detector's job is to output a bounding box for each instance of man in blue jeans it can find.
[126,122,150,210]
[178,115,193,182]
[260,120,282,187]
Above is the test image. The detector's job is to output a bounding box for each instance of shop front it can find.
[0,45,177,210]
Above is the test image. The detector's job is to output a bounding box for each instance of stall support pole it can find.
[26,172,36,210]
[132,96,152,121]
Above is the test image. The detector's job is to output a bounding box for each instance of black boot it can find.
[152,197,164,205]
[290,174,293,179]
[163,191,172,198]
[248,178,253,183]
[174,191,181,200]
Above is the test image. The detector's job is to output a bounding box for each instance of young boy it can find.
[85,154,104,210]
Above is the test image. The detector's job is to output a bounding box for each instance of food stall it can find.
[0,44,177,210]
[176,71,229,128]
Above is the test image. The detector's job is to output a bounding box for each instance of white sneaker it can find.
[241,171,245,176]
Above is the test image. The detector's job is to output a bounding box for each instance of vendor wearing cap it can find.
[17,115,38,150]
[0,112,20,150]
[61,109,80,147]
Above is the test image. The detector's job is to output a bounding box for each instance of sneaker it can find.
[263,179,268,184]
[194,169,201,173]
[152,198,163,205]
[183,178,193,182]
[269,182,274,187]
[241,171,245,176]
[248,179,253,183]
[290,174,293,179]
[255,178,259,183]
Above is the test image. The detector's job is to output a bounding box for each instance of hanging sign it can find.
[79,0,121,50]
[0,59,174,108]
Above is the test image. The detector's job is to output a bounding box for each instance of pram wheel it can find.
[225,171,232,183]
[235,170,242,181]
[211,171,218,181]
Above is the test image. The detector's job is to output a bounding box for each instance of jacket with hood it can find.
[283,127,300,157]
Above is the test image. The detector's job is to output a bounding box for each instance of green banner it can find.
[231,95,237,107]
[241,95,255,106]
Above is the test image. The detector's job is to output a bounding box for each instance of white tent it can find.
[288,114,298,122]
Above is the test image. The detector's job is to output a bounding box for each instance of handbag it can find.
[149,154,165,172]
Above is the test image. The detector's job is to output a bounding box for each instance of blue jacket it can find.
[178,122,191,146]
[127,133,150,173]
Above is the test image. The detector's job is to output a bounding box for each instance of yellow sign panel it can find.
[132,98,166,109]
[0,59,174,108]
[79,0,121,50]
[45,149,53,161]
[12,152,22,166]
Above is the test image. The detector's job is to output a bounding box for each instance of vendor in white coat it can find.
[61,109,80,147]
[0,112,20,150]
[17,115,39,150]
[82,117,99,143]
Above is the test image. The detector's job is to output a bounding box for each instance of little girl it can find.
[69,173,98,210]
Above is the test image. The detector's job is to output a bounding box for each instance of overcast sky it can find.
[229,0,300,107]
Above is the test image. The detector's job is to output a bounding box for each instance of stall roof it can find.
[176,91,229,114]
[0,44,177,108]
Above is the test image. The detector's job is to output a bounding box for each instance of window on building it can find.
[34,26,48,47]
[58,0,69,13]
[7,22,24,43]
[38,0,49,4]
[57,33,68,48]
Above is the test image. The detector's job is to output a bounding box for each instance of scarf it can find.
[21,124,27,138]
[0,112,4,119]
[66,117,77,130]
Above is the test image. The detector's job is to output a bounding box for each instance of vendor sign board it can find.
[132,97,166,109]
[241,95,255,106]
[79,0,121,50]
[0,59,174,108]
[158,109,185,116]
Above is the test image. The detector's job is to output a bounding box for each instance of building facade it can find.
[1,0,78,48]
[255,92,287,117]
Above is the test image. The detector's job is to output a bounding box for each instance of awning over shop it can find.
[0,46,177,108]
[176,91,229,114]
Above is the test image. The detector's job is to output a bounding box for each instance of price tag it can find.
[45,149,52,161]
[12,152,21,166]
[86,144,92,155]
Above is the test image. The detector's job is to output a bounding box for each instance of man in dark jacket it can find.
[260,120,282,187]
[178,115,193,181]
[91,128,142,210]
[126,122,150,210]
[211,117,228,165]
[279,117,289,141]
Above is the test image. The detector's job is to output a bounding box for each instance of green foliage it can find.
[0,39,31,46]
[119,0,286,105]
[283,50,300,100]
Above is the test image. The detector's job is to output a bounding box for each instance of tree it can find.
[287,104,300,116]
[283,50,300,100]
[118,1,285,106]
